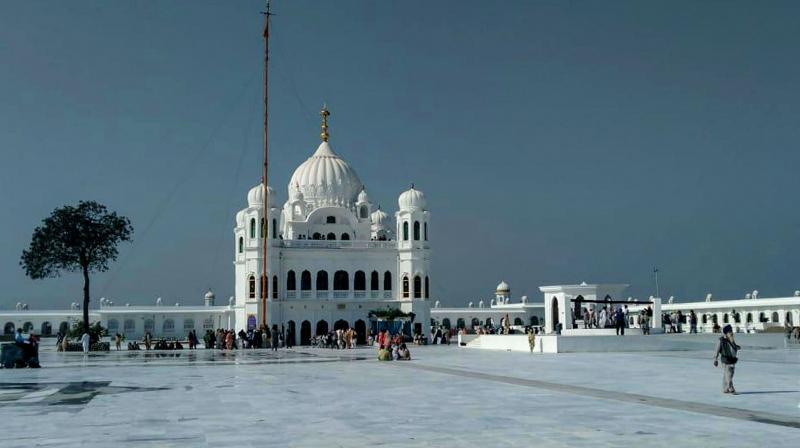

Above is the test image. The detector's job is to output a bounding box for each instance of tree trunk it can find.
[82,264,90,333]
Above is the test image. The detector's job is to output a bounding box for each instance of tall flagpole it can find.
[261,1,272,328]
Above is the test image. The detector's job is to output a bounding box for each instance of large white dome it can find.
[289,142,363,207]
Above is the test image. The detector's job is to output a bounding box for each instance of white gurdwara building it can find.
[232,108,431,344]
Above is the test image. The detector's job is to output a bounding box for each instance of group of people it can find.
[313,328,358,349]
[373,328,412,361]
[579,304,633,335]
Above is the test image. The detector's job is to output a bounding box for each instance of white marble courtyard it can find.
[2,345,800,447]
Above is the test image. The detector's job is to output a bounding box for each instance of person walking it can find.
[527,328,536,353]
[80,331,91,353]
[114,333,122,351]
[614,307,625,336]
[271,325,280,351]
[713,324,741,394]
[689,310,698,334]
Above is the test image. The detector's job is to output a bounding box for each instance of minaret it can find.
[260,1,272,327]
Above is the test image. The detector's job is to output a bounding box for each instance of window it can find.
[334,271,349,290]
[370,271,379,291]
[341,233,350,240]
[287,271,296,291]
[144,319,155,333]
[442,318,451,329]
[163,319,175,333]
[184,319,195,331]
[107,320,118,332]
[301,270,312,290]
[238,237,243,253]
[124,319,135,333]
[272,275,278,299]
[772,312,779,323]
[272,218,277,239]
[414,276,422,298]
[326,232,336,240]
[354,271,366,291]
[384,271,392,290]
[248,275,256,298]
[425,276,430,299]
[203,317,214,330]
[723,314,729,323]
[514,318,524,326]
[413,221,420,240]
[403,222,409,241]
[360,206,368,219]
[261,218,265,238]
[250,218,256,239]
[316,271,329,290]
[326,216,336,224]
[746,313,753,323]
[312,232,321,240]
[424,222,428,240]
[402,276,409,298]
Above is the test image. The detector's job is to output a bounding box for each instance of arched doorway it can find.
[41,321,52,336]
[470,317,480,328]
[22,322,33,333]
[287,321,296,347]
[442,318,451,329]
[786,312,793,325]
[485,317,494,328]
[316,320,329,336]
[772,312,779,323]
[456,318,465,329]
[551,297,560,330]
[300,320,311,345]
[59,321,70,335]
[4,322,14,335]
[514,317,523,326]
[746,313,753,324]
[354,319,366,344]
[531,316,539,326]
[574,295,584,320]
[334,319,349,331]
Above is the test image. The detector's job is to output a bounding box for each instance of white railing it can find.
[286,292,296,299]
[384,292,393,299]
[333,292,349,299]
[316,292,329,300]
[354,291,367,299]
[370,291,380,299]
[301,291,312,299]
[280,240,397,250]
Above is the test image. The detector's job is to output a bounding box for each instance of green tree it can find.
[20,201,133,332]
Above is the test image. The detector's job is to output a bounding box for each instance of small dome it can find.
[204,289,215,300]
[248,184,276,208]
[496,280,510,293]
[357,188,369,204]
[370,208,389,226]
[236,210,246,227]
[398,186,426,211]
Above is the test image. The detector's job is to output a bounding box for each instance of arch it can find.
[106,319,118,333]
[3,322,14,335]
[123,319,134,334]
[424,222,428,240]
[413,221,420,240]
[354,319,366,344]
[326,216,336,224]
[702,314,708,324]
[326,232,336,240]
[312,232,322,240]
[301,270,312,290]
[787,312,793,325]
[341,233,350,241]
[59,321,70,334]
[163,319,175,333]
[287,320,296,347]
[248,275,256,298]
[316,320,329,336]
[384,271,392,290]
[442,318,451,329]
[41,321,53,336]
[531,316,540,326]
[413,276,422,299]
[272,218,277,239]
[574,295,585,319]
[403,221,409,241]
[316,271,329,290]
[287,270,297,291]
[772,312,779,323]
[250,218,256,239]
[759,312,766,323]
[514,317,524,326]
[746,313,753,324]
[551,296,560,330]
[360,205,368,219]
[238,237,243,253]
[456,318,466,329]
[22,322,33,332]
[184,319,195,331]
[300,320,311,345]
[712,314,718,324]
[486,317,494,328]
[471,317,480,328]
[370,271,379,291]
[424,276,430,299]
[334,270,349,291]
[272,275,278,299]
[144,319,155,333]
[354,271,366,291]
[402,275,410,298]
[723,313,729,324]
[334,319,349,330]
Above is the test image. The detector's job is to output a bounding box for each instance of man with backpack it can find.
[713,324,741,394]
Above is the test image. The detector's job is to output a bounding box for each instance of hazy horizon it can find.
[1,0,798,310]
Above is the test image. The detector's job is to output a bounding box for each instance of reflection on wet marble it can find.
[1,346,799,447]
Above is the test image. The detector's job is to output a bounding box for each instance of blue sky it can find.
[1,0,798,309]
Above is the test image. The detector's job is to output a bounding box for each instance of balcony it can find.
[316,291,329,300]
[300,291,312,299]
[282,290,393,301]
[280,240,397,250]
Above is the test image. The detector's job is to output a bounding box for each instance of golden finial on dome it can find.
[320,104,330,142]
